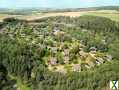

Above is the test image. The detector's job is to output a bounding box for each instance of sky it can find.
[0,0,119,9]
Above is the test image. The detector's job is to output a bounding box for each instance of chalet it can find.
[85,65,91,69]
[87,61,95,67]
[50,57,57,65]
[90,47,97,54]
[101,39,106,45]
[13,84,17,90]
[53,30,59,35]
[82,29,88,32]
[95,60,101,65]
[53,27,65,36]
[47,46,51,50]
[79,51,88,58]
[96,57,104,64]
[72,64,81,72]
[51,47,57,53]
[64,56,69,64]
[79,47,83,51]
[105,55,113,61]
[53,27,60,35]
[53,26,59,31]
[64,49,69,56]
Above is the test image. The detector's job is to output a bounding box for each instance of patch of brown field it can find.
[0,10,118,22]
[18,11,87,21]
[0,12,84,22]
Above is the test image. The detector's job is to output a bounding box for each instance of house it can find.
[53,27,65,36]
[53,30,60,35]
[96,57,104,64]
[87,61,95,67]
[53,26,59,32]
[95,60,101,66]
[53,27,59,35]
[85,65,91,69]
[51,47,57,53]
[101,39,106,45]
[90,47,97,54]
[13,84,18,90]
[64,56,69,64]
[82,29,88,32]
[79,51,87,57]
[64,49,69,56]
[47,46,51,50]
[50,57,57,65]
[79,51,88,59]
[79,47,83,51]
[105,55,113,61]
[72,64,81,72]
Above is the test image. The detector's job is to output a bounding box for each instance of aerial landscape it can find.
[0,0,119,90]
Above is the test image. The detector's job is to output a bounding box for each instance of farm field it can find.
[0,10,119,22]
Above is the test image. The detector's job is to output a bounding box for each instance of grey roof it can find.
[90,47,97,51]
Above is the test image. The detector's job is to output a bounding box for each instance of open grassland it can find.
[0,10,119,21]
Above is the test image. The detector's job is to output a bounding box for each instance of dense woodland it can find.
[0,15,119,90]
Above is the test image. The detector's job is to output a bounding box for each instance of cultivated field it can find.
[0,10,119,21]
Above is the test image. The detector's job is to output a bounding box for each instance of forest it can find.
[0,15,119,90]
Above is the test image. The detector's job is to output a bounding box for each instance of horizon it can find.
[0,0,119,9]
[0,5,119,10]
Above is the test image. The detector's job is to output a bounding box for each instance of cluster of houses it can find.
[53,26,65,36]
[44,27,113,73]
[47,40,113,73]
[79,46,113,69]
[49,48,70,65]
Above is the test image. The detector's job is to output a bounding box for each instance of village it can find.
[39,26,113,73]
[7,22,113,74]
